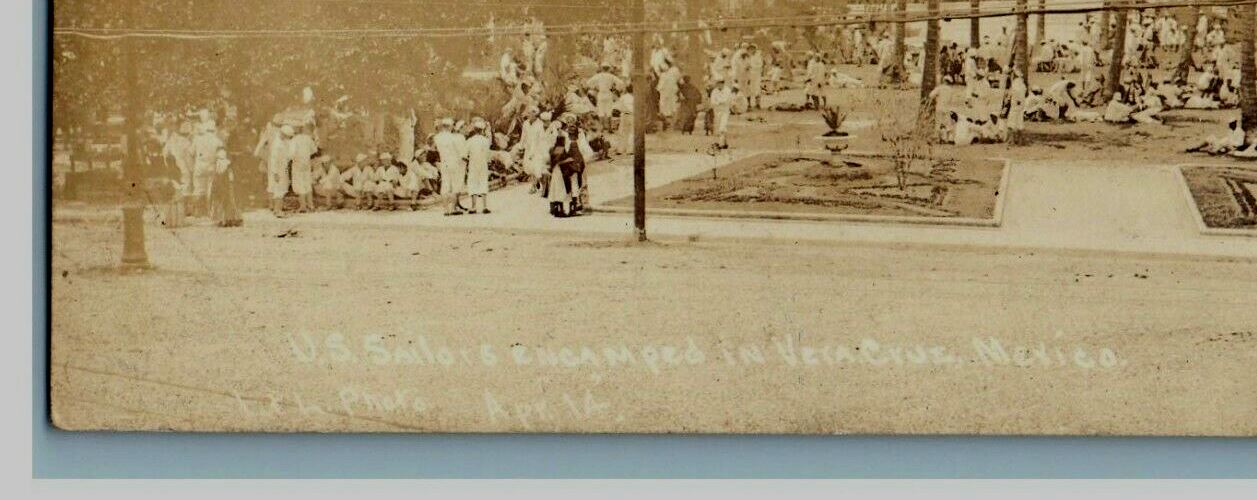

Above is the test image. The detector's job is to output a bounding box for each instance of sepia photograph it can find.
[47,0,1257,435]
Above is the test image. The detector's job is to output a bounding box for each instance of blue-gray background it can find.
[32,0,1255,479]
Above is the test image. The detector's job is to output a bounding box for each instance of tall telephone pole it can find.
[120,0,149,269]
[632,0,648,242]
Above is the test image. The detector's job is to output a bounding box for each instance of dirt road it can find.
[50,214,1257,435]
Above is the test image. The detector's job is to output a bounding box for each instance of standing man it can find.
[746,45,765,110]
[190,122,224,217]
[587,65,626,131]
[709,80,735,149]
[465,118,493,215]
[656,62,682,132]
[616,86,635,154]
[255,121,293,217]
[677,76,702,134]
[432,118,469,216]
[519,108,545,186]
[288,124,318,213]
[1077,39,1098,101]
[161,121,194,198]
[805,53,827,110]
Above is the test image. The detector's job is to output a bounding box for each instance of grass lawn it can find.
[605,152,1006,220]
[1181,165,1257,230]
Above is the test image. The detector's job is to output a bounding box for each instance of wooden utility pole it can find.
[120,0,149,269]
[632,0,648,242]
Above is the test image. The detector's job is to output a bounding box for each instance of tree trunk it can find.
[1015,0,1030,79]
[1238,4,1257,132]
[1174,7,1201,84]
[970,0,981,48]
[1103,8,1129,102]
[1100,7,1111,50]
[890,0,908,84]
[921,0,940,105]
[1036,0,1046,45]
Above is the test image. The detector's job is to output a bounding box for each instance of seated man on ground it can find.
[1132,87,1164,125]
[396,163,422,209]
[1046,80,1080,120]
[1024,87,1053,121]
[1103,91,1136,123]
[1186,118,1244,155]
[314,154,344,209]
[972,114,1008,144]
[373,153,400,211]
[339,153,369,209]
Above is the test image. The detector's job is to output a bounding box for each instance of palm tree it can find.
[1036,0,1046,45]
[1014,0,1029,79]
[970,0,981,48]
[1238,4,1257,131]
[921,0,940,104]
[889,0,908,84]
[1100,6,1111,50]
[1103,7,1129,102]
[1174,7,1200,84]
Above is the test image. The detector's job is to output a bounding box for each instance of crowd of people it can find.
[926,9,1253,152]
[153,101,241,227]
[139,8,1257,228]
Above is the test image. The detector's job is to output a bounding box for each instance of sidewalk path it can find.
[56,155,1257,260]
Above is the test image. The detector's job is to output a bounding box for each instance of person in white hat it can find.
[709,79,735,149]
[406,148,440,191]
[339,153,369,207]
[314,154,344,209]
[432,118,469,215]
[396,150,424,210]
[374,152,400,210]
[465,118,493,214]
[521,109,549,191]
[256,122,294,217]
[288,124,318,213]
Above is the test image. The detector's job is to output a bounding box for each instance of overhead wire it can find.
[51,0,1257,41]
